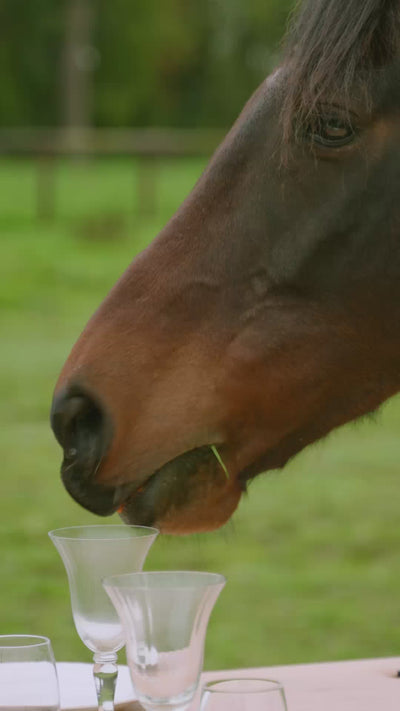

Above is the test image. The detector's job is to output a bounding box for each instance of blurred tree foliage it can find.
[0,0,292,128]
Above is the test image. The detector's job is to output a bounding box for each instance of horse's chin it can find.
[117,445,242,534]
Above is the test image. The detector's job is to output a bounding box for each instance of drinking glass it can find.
[49,524,158,711]
[0,634,60,711]
[103,570,226,711]
[200,678,288,711]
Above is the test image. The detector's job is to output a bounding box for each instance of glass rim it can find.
[103,570,226,589]
[48,524,159,540]
[202,677,284,694]
[0,634,52,649]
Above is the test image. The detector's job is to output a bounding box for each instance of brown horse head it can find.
[51,0,400,533]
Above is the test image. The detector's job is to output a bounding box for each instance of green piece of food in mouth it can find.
[210,445,229,479]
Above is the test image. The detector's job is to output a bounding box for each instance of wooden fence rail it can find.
[0,128,225,219]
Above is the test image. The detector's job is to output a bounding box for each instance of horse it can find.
[51,0,400,534]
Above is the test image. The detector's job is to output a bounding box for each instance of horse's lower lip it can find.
[116,483,145,513]
[117,445,221,526]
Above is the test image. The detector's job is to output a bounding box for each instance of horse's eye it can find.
[308,116,355,147]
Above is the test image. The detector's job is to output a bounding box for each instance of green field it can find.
[1,157,400,670]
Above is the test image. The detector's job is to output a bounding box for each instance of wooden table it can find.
[59,657,400,710]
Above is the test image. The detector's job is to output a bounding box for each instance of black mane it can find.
[282,0,400,136]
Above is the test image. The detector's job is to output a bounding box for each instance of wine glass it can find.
[103,570,226,711]
[200,678,288,711]
[0,634,60,711]
[49,524,158,711]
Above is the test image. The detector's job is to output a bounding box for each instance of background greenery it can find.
[1,157,400,670]
[0,0,292,128]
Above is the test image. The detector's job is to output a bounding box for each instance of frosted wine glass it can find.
[49,525,158,711]
[200,678,288,711]
[103,570,226,711]
[0,634,60,711]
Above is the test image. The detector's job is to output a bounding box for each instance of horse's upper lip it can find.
[60,448,140,516]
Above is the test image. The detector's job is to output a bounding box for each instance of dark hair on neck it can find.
[281,0,400,139]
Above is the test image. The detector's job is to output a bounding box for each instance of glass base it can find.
[137,682,197,711]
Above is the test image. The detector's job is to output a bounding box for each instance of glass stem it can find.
[93,652,118,711]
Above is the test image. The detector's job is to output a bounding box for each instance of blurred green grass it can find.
[1,157,400,670]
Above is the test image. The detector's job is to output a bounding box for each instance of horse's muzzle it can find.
[50,387,118,515]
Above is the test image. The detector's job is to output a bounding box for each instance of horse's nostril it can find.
[50,389,111,476]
